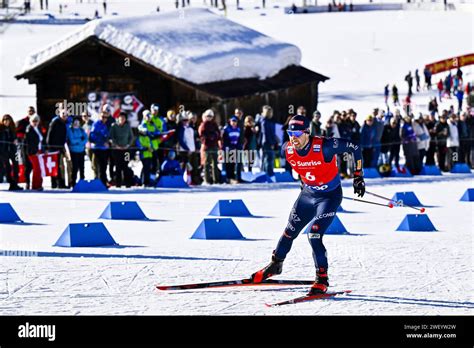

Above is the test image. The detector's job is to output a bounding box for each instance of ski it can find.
[156,278,314,291]
[265,290,352,307]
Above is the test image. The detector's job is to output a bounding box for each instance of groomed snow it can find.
[0,175,472,315]
[19,8,302,84]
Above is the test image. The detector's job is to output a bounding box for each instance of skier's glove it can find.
[353,171,365,197]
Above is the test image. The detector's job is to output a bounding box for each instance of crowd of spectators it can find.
[1,74,473,191]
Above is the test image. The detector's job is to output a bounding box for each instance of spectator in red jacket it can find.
[198,109,221,185]
[437,79,444,101]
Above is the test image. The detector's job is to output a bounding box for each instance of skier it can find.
[250,115,365,295]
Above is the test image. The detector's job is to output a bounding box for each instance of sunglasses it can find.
[287,130,305,137]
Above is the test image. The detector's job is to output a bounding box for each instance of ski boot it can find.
[251,254,284,283]
[307,267,329,295]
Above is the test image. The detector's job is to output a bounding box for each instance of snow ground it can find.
[0,1,473,316]
[0,174,473,315]
[1,3,473,121]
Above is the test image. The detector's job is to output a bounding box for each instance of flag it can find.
[28,151,59,178]
[160,129,176,143]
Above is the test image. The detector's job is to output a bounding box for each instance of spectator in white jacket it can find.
[177,111,200,185]
[413,114,430,167]
[447,113,460,170]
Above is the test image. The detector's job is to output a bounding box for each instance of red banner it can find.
[425,53,474,74]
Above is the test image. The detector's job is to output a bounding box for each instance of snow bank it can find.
[20,8,302,84]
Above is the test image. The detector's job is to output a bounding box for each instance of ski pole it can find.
[365,190,425,213]
[343,196,394,208]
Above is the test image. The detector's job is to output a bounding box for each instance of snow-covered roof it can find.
[20,8,302,84]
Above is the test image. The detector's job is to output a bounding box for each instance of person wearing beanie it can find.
[198,109,221,185]
[222,116,242,184]
[250,114,365,296]
[160,149,183,176]
[66,116,88,187]
[137,110,159,187]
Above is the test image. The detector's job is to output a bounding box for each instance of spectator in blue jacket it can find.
[360,115,377,168]
[455,88,464,113]
[67,117,88,186]
[89,111,110,185]
[222,116,242,183]
[160,150,183,176]
[383,108,394,125]
[257,105,277,179]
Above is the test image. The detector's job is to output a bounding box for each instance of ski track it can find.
[0,174,473,314]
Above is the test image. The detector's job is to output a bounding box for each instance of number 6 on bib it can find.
[305,172,316,181]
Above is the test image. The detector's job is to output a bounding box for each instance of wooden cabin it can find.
[16,9,328,125]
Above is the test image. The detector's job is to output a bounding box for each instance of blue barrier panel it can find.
[391,192,423,206]
[460,188,474,202]
[450,163,471,174]
[0,203,22,223]
[396,214,437,232]
[100,201,148,220]
[420,165,442,176]
[190,218,245,240]
[363,168,381,178]
[208,199,252,217]
[72,179,108,193]
[54,222,117,247]
[156,176,189,188]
